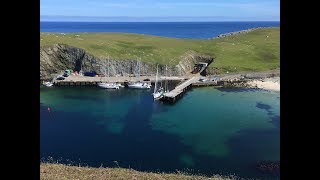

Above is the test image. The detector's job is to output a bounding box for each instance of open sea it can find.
[40,21,279,39]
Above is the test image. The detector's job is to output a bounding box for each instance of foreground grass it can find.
[40,27,279,73]
[40,163,235,180]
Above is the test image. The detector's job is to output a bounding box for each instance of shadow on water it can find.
[256,102,280,128]
[270,115,280,128]
[256,102,272,111]
[96,91,211,174]
[63,95,104,102]
[41,92,239,177]
[226,128,280,179]
[40,86,280,179]
[217,87,258,93]
[41,93,199,174]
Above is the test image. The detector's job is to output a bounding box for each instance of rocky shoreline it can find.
[48,69,280,92]
[40,40,279,92]
[215,27,275,38]
[206,69,280,91]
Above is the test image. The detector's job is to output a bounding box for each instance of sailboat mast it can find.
[139,58,141,79]
[165,65,168,92]
[154,65,158,94]
[108,57,110,78]
[135,59,139,79]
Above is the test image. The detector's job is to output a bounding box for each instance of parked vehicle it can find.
[63,70,72,77]
[84,71,97,77]
[211,77,220,81]
[56,75,65,80]
[199,77,207,82]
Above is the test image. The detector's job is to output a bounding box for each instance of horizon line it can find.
[40,15,279,22]
[40,20,280,23]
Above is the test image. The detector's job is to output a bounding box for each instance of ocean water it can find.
[40,21,280,39]
[40,86,280,179]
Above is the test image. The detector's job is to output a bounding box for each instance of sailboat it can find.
[153,65,164,100]
[43,77,55,87]
[127,59,151,89]
[164,65,169,93]
[43,81,53,87]
[98,58,120,89]
[98,82,120,89]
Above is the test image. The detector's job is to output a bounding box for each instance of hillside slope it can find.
[40,27,279,76]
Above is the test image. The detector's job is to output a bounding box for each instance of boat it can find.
[98,82,120,89]
[153,64,164,100]
[43,81,53,87]
[98,58,121,89]
[127,81,151,89]
[128,59,151,89]
[115,83,125,88]
[153,87,164,100]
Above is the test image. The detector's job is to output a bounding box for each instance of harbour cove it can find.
[40,21,280,179]
[40,86,279,179]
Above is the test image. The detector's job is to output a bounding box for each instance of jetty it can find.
[161,60,213,103]
[51,59,216,103]
[162,76,200,103]
[53,76,184,86]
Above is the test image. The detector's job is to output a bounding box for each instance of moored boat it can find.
[98,82,120,89]
[128,59,151,89]
[153,64,164,100]
[127,81,151,89]
[43,81,54,87]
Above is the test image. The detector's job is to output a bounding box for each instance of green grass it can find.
[40,163,235,180]
[40,27,279,73]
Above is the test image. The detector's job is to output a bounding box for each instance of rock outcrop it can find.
[40,44,214,81]
[215,27,268,38]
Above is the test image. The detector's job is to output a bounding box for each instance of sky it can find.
[40,0,280,22]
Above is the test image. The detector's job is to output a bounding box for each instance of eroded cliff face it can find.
[40,44,214,80]
[40,44,86,80]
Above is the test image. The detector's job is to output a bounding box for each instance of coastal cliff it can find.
[40,44,214,81]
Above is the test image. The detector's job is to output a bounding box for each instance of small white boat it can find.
[153,87,164,100]
[115,83,125,88]
[98,58,121,89]
[128,59,151,89]
[43,81,53,87]
[153,65,164,100]
[127,82,151,89]
[98,82,120,89]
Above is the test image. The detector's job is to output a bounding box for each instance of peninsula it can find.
[41,27,279,92]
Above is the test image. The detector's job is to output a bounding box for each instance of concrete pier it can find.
[53,75,185,86]
[162,76,200,103]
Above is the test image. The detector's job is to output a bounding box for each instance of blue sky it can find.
[40,0,280,21]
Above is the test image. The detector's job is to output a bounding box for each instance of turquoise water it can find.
[40,86,280,179]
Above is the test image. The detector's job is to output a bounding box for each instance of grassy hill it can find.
[40,27,279,73]
[40,163,235,180]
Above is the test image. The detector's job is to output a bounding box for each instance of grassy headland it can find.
[40,163,235,180]
[40,27,279,74]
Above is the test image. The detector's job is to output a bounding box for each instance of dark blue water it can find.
[40,21,280,39]
[40,86,280,179]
